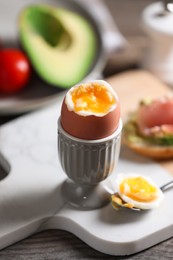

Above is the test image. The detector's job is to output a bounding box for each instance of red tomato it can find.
[0,49,30,94]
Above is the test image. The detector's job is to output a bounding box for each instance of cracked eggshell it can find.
[60,80,121,140]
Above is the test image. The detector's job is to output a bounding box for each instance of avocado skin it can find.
[19,5,96,88]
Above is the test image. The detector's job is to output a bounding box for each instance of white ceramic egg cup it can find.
[0,100,173,256]
[58,119,122,210]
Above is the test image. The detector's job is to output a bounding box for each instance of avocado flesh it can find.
[19,5,96,88]
[124,115,173,146]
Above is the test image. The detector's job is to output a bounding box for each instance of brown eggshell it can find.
[60,98,121,140]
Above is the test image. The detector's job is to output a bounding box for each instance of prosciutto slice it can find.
[136,96,173,136]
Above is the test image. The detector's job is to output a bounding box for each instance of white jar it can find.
[141,2,173,86]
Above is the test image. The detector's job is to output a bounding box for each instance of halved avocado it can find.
[19,5,96,88]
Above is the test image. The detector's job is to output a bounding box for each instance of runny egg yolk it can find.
[71,83,116,114]
[120,177,158,203]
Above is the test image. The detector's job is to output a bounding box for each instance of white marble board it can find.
[0,94,173,256]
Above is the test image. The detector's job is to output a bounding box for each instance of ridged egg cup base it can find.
[62,179,110,210]
[58,119,122,210]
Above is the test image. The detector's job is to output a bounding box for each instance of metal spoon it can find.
[111,180,173,211]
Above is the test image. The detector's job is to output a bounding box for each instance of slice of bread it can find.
[122,114,173,159]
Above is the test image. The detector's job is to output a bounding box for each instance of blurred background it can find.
[105,0,155,37]
[102,0,157,75]
[1,0,158,75]
[0,0,168,123]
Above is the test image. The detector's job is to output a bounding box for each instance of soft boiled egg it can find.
[115,174,164,210]
[60,80,120,140]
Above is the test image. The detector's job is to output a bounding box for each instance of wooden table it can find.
[0,229,172,260]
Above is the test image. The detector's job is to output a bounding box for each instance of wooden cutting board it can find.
[0,70,173,256]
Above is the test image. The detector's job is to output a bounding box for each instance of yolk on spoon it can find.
[120,177,158,203]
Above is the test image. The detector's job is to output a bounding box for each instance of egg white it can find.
[116,173,164,210]
[65,80,118,117]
